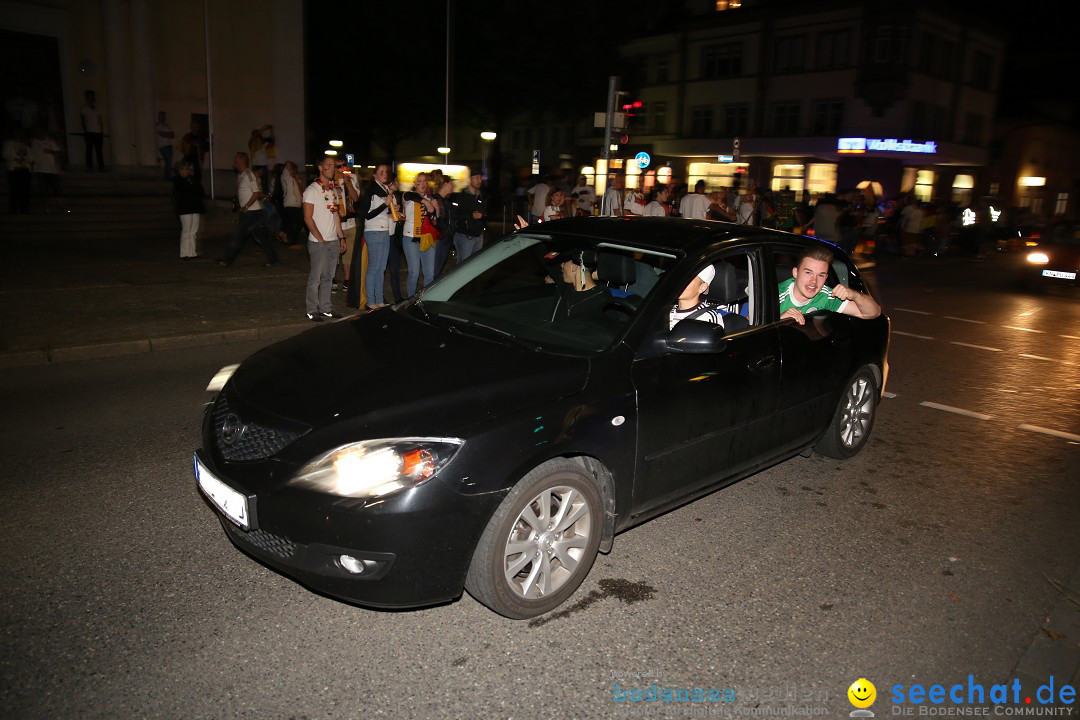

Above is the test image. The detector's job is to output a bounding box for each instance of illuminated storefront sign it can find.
[837,137,938,154]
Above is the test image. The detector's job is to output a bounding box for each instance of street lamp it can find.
[438,146,451,157]
[480,131,497,179]
[328,140,343,148]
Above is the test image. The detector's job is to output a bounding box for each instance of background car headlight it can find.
[1026,252,1049,264]
[288,438,463,498]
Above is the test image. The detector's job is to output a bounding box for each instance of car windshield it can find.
[407,232,676,353]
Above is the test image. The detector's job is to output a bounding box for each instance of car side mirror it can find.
[666,319,728,353]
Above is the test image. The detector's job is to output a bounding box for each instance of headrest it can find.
[596,252,637,285]
[708,263,741,303]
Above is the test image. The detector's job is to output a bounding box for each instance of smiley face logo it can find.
[848,678,877,709]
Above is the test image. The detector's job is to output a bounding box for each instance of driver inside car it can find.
[779,246,880,325]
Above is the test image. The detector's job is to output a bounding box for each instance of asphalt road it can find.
[2,255,1078,719]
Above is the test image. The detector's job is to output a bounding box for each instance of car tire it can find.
[465,459,603,619]
[814,366,878,459]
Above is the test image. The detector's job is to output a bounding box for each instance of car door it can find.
[768,243,858,453]
[631,248,780,516]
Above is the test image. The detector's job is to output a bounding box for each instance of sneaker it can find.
[321,311,343,319]
[306,313,323,322]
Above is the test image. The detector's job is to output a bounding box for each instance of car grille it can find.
[238,527,298,560]
[212,392,301,462]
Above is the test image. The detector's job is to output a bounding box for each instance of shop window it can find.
[914,169,935,202]
[951,174,974,205]
[806,163,837,197]
[771,163,805,200]
[688,161,749,190]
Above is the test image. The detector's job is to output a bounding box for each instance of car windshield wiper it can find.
[434,313,543,352]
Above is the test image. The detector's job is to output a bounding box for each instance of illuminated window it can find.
[1055,192,1068,215]
[807,163,837,196]
[914,169,935,202]
[688,161,749,190]
[715,0,742,10]
[627,160,642,189]
[952,174,974,205]
[989,182,999,196]
[579,165,596,189]
[771,163,805,200]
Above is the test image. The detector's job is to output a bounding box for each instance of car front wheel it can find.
[465,459,602,619]
[814,367,878,459]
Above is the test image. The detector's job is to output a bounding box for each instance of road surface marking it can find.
[944,316,986,324]
[920,402,992,421]
[1061,335,1080,340]
[1018,424,1080,443]
[1018,308,1042,317]
[882,391,897,399]
[1019,353,1074,366]
[894,307,931,315]
[892,331,934,340]
[950,341,1003,352]
[1003,326,1045,333]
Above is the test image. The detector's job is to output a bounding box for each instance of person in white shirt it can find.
[302,155,347,321]
[570,176,596,216]
[644,185,671,217]
[155,111,175,179]
[669,265,724,330]
[680,180,709,220]
[733,182,760,225]
[31,128,64,212]
[600,174,625,217]
[218,152,277,267]
[527,176,550,224]
[623,186,646,216]
[80,90,105,170]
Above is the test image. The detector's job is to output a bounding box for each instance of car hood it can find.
[227,309,590,435]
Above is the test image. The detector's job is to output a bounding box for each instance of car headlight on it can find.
[1026,252,1049,264]
[288,438,464,498]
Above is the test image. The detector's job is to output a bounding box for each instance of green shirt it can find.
[778,277,848,316]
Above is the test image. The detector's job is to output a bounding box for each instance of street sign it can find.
[531,150,540,175]
[634,152,651,169]
[593,112,627,130]
[717,154,733,163]
[345,153,355,166]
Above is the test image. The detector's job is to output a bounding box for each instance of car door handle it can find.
[748,355,776,370]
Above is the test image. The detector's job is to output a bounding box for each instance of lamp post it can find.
[480,131,496,180]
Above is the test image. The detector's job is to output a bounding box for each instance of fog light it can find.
[339,555,366,574]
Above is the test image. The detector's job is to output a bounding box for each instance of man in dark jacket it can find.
[450,168,486,266]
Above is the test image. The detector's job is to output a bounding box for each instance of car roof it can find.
[524,216,811,254]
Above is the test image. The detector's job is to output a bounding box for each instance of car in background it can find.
[1018,222,1080,292]
[194,217,890,619]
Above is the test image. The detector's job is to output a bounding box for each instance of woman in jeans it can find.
[401,172,439,296]
[173,160,205,258]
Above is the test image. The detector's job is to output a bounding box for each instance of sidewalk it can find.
[0,226,346,368]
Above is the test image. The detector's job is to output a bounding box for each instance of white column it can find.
[129,0,157,167]
[101,0,134,167]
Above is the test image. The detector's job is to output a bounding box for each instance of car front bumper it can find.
[194,448,505,609]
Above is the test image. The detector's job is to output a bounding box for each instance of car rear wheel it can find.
[465,459,602,619]
[814,367,877,459]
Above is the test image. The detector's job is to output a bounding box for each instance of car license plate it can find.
[1042,269,1077,279]
[195,454,249,529]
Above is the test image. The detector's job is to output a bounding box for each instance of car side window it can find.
[665,250,761,333]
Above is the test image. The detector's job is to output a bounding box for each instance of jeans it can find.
[85,132,104,169]
[306,240,338,314]
[179,213,200,257]
[364,230,391,306]
[222,210,277,265]
[402,236,435,296]
[453,233,483,265]
[434,233,454,279]
[387,225,405,301]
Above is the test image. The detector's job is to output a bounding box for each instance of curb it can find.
[0,321,317,369]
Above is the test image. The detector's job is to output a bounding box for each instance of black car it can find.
[1018,222,1080,292]
[195,217,891,619]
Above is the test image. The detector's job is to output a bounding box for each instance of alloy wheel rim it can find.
[839,378,874,448]
[503,485,591,600]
